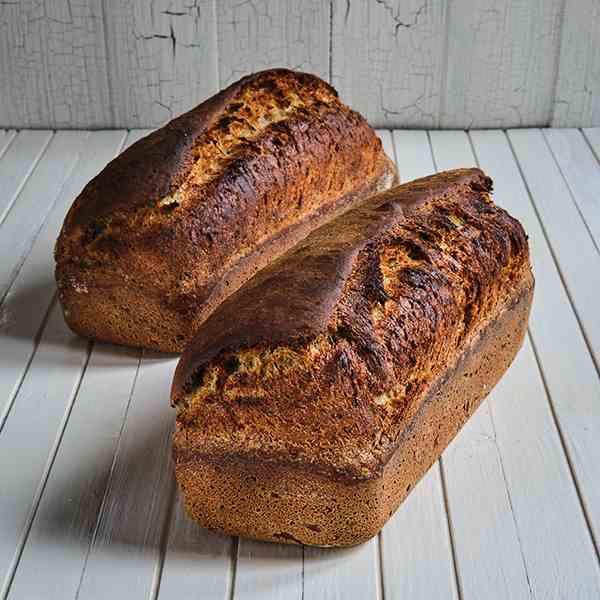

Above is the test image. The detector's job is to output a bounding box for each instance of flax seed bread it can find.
[54,69,397,352]
[171,168,534,547]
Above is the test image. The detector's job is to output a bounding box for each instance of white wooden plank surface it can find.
[234,540,302,600]
[472,128,600,554]
[4,130,148,600]
[0,131,127,429]
[0,131,87,303]
[0,131,16,160]
[0,301,90,599]
[2,127,600,599]
[157,497,232,600]
[583,127,600,159]
[75,352,178,600]
[442,0,563,128]
[103,0,219,128]
[429,130,536,599]
[331,0,446,128]
[544,128,600,252]
[0,131,126,599]
[217,0,329,87]
[304,541,380,600]
[552,0,600,127]
[0,0,112,128]
[0,130,52,226]
[379,129,458,600]
[508,129,600,368]
[489,337,600,597]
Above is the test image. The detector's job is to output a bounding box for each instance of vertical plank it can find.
[552,0,600,127]
[0,302,90,599]
[75,353,178,600]
[0,131,126,599]
[103,0,218,128]
[331,0,446,127]
[0,131,88,302]
[234,540,302,600]
[157,497,232,600]
[583,127,600,158]
[489,337,600,597]
[217,0,329,87]
[508,129,600,367]
[6,344,141,600]
[442,0,563,128]
[472,128,600,556]
[0,130,53,226]
[379,129,458,600]
[0,0,112,128]
[304,541,379,600]
[544,128,600,250]
[0,131,16,160]
[428,130,533,600]
[4,130,148,600]
[0,130,127,429]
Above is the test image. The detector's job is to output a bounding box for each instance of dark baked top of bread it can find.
[55,69,393,316]
[173,169,532,481]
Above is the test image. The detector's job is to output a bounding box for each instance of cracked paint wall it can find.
[0,0,599,128]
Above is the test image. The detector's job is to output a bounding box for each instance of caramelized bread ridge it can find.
[55,69,396,351]
[172,168,534,491]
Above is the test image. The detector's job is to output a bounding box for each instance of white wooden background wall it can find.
[1,0,600,129]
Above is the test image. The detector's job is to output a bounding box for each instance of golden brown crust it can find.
[175,286,532,546]
[172,168,534,545]
[54,69,397,352]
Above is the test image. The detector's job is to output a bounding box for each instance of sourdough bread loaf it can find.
[55,69,397,352]
[171,168,534,547]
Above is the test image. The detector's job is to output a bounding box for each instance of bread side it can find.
[55,69,396,352]
[172,169,534,545]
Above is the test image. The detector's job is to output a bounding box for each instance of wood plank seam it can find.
[73,350,143,599]
[150,478,178,600]
[548,0,569,128]
[481,130,600,564]
[0,294,56,433]
[0,131,17,162]
[582,128,600,166]
[0,132,91,309]
[0,132,53,228]
[526,331,600,565]
[426,129,466,600]
[504,131,600,379]
[541,130,600,256]
[1,339,94,600]
[485,386,534,595]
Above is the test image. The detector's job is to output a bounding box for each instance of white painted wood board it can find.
[0,0,112,128]
[544,128,600,252]
[1,128,600,599]
[217,0,329,87]
[0,131,126,428]
[442,0,563,128]
[508,129,600,368]
[103,0,219,128]
[472,128,600,554]
[552,0,600,127]
[332,0,446,128]
[0,130,53,226]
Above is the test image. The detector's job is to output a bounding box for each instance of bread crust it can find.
[55,69,396,352]
[172,168,534,546]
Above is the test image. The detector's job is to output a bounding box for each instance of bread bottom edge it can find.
[174,284,532,547]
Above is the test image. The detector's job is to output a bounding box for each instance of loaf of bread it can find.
[171,168,534,547]
[54,69,397,352]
